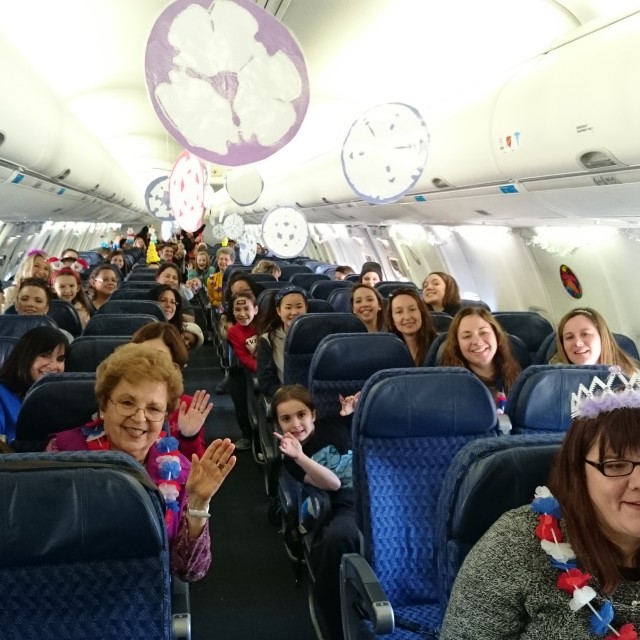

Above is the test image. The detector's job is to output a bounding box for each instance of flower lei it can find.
[83,424,185,530]
[532,486,639,640]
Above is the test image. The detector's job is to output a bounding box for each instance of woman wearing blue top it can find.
[0,326,68,443]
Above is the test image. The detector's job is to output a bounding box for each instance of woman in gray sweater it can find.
[441,369,640,639]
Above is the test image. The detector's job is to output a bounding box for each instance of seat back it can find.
[119,280,157,290]
[507,364,611,433]
[125,270,158,282]
[283,313,367,386]
[288,273,330,289]
[309,333,414,418]
[246,273,276,283]
[431,311,453,333]
[352,368,497,609]
[65,336,129,373]
[278,265,312,280]
[326,287,352,313]
[0,336,18,368]
[493,312,554,362]
[0,314,57,338]
[47,300,83,338]
[309,280,351,301]
[97,300,166,321]
[0,451,171,639]
[306,299,334,313]
[435,434,563,610]
[375,281,419,298]
[459,299,491,311]
[14,372,98,446]
[109,288,154,301]
[83,314,158,337]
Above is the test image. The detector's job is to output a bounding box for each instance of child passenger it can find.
[273,385,359,640]
[227,291,259,450]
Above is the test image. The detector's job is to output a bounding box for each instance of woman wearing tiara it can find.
[554,307,639,376]
[440,368,640,639]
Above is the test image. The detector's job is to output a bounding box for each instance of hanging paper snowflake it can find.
[261,206,309,259]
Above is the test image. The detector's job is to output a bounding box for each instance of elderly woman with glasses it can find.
[47,343,236,582]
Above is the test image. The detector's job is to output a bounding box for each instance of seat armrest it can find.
[497,413,512,435]
[340,553,394,639]
[171,577,191,640]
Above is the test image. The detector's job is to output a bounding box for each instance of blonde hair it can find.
[95,343,183,413]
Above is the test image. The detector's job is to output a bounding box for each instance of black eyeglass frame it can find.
[585,459,640,477]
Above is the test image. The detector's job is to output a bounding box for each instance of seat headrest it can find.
[493,312,554,352]
[285,313,366,354]
[310,333,414,381]
[0,451,166,567]
[355,368,497,437]
[508,364,611,432]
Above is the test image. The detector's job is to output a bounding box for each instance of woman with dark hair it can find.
[440,369,640,638]
[155,262,195,322]
[109,249,128,278]
[148,284,183,332]
[422,271,462,316]
[441,307,521,407]
[257,286,308,398]
[131,322,209,459]
[350,283,384,332]
[88,264,119,311]
[554,307,639,376]
[15,277,52,316]
[386,287,437,366]
[359,261,383,287]
[0,326,68,442]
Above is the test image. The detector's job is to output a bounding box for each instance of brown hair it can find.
[441,307,521,393]
[350,283,384,331]
[272,384,316,426]
[423,272,461,311]
[386,288,437,366]
[555,308,638,376]
[95,342,183,413]
[131,322,188,368]
[548,407,640,593]
[252,259,281,276]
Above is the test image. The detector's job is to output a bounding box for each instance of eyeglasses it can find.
[585,459,640,477]
[109,399,167,422]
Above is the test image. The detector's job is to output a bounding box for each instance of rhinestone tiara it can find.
[571,366,640,419]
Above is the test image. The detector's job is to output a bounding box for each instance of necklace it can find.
[531,486,639,639]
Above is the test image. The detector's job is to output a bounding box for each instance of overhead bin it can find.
[492,12,640,180]
[0,33,140,209]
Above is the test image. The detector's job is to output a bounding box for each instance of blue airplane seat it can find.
[47,299,83,338]
[375,282,419,298]
[327,287,352,313]
[0,335,18,367]
[309,280,351,301]
[506,364,611,433]
[97,300,166,321]
[493,311,554,363]
[0,451,173,639]
[13,372,98,449]
[289,273,330,289]
[283,314,367,387]
[308,333,414,418]
[459,299,491,312]
[83,313,158,337]
[307,299,334,313]
[110,288,154,301]
[344,274,360,283]
[246,273,276,283]
[431,311,453,333]
[278,264,312,280]
[119,280,157,289]
[435,433,563,613]
[65,335,129,373]
[0,314,57,339]
[340,367,498,639]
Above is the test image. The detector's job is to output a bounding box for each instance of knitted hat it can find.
[360,261,382,280]
[146,242,160,265]
[182,322,204,350]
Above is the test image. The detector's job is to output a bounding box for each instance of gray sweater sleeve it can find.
[440,506,535,640]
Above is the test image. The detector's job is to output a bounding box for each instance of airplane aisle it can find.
[183,345,316,640]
